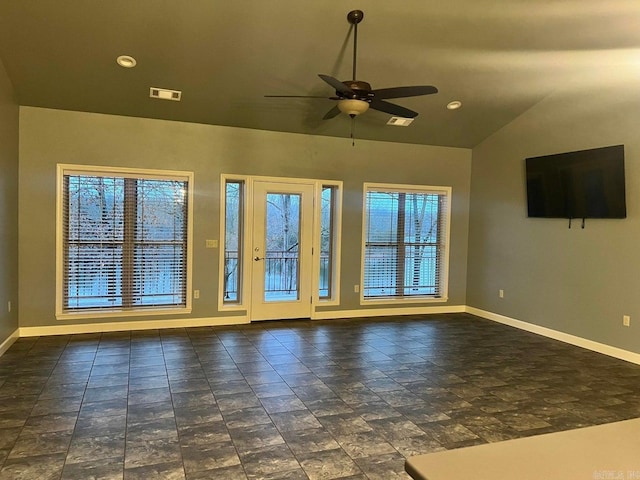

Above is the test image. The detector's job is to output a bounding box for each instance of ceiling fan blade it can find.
[372,86,438,100]
[318,74,354,96]
[369,99,419,118]
[264,95,329,98]
[322,105,341,120]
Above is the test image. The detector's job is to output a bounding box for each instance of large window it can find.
[57,165,192,316]
[362,183,450,301]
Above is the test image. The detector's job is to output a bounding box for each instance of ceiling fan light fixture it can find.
[447,100,462,110]
[337,99,369,116]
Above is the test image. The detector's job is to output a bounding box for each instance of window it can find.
[57,165,192,316]
[362,183,450,301]
[319,185,336,299]
[223,179,244,304]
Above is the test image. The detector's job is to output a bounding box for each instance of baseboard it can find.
[18,306,464,336]
[312,304,466,320]
[19,315,250,337]
[0,328,20,357]
[467,306,640,366]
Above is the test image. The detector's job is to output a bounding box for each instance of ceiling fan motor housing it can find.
[341,81,373,100]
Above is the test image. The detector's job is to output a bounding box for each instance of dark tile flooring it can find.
[1,313,640,479]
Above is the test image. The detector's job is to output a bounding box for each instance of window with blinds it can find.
[363,184,450,300]
[59,167,191,313]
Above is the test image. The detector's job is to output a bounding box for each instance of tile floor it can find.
[1,313,640,479]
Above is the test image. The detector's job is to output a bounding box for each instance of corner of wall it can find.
[0,56,20,345]
[0,328,19,357]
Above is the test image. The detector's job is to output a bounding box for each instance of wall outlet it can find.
[354,285,360,293]
[194,290,200,299]
[623,315,630,327]
[499,289,504,298]
[205,239,218,248]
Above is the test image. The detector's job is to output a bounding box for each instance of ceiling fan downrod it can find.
[347,10,364,81]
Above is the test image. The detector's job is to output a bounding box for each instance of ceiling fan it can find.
[265,10,438,122]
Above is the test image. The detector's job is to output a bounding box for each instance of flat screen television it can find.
[525,145,626,219]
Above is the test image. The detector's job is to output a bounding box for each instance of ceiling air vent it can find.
[150,87,182,101]
[387,117,414,127]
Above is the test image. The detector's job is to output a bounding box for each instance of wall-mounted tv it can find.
[525,145,626,219]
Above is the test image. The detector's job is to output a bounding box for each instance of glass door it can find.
[250,181,314,320]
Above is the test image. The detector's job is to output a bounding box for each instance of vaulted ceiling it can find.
[1,1,639,148]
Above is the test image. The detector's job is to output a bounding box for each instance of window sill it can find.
[56,306,192,321]
[360,296,448,306]
[218,304,247,312]
[316,298,340,307]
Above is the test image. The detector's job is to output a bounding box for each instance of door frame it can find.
[218,174,343,320]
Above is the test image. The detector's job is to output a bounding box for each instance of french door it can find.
[250,181,315,321]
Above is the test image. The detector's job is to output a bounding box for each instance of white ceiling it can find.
[1,0,639,148]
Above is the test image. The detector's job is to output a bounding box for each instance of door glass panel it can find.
[264,193,301,302]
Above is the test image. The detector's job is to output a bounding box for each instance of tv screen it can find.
[526,145,626,219]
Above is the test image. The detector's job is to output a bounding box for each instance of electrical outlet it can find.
[194,290,200,299]
[499,289,504,298]
[623,315,630,327]
[205,239,218,248]
[354,285,360,293]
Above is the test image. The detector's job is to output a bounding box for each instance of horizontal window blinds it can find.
[63,173,188,311]
[364,188,447,299]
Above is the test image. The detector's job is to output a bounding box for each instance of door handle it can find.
[254,256,264,261]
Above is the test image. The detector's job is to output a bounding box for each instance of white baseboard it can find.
[19,315,250,337]
[0,328,20,357]
[312,304,466,320]
[18,306,464,337]
[467,306,640,366]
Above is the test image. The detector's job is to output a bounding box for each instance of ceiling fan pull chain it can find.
[351,116,356,146]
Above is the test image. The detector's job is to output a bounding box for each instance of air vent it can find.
[386,117,414,127]
[150,87,182,101]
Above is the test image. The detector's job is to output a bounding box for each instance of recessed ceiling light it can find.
[447,100,462,110]
[116,55,137,68]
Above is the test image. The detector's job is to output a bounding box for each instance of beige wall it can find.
[0,59,19,345]
[467,83,640,354]
[18,107,472,328]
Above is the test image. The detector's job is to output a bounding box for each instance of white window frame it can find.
[314,180,342,306]
[360,182,451,305]
[55,164,194,320]
[218,174,252,312]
